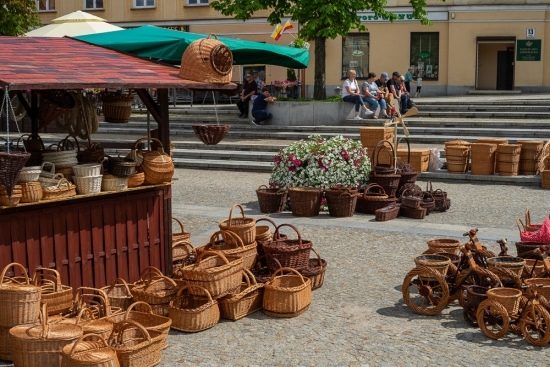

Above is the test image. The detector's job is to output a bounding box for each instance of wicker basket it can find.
[131,276,178,317]
[205,230,257,270]
[219,269,264,320]
[102,94,134,123]
[523,259,546,278]
[106,301,171,350]
[177,250,244,298]
[74,175,103,195]
[256,185,287,213]
[517,140,544,175]
[179,36,233,83]
[515,241,550,258]
[427,238,461,256]
[108,320,163,367]
[168,285,220,332]
[108,157,136,178]
[355,184,397,214]
[127,172,145,188]
[263,224,313,272]
[218,204,257,246]
[445,145,470,173]
[299,248,327,291]
[0,151,30,197]
[133,138,174,184]
[486,287,522,315]
[17,165,42,182]
[470,143,498,175]
[325,187,358,218]
[400,205,427,219]
[102,174,128,192]
[263,267,312,318]
[0,262,41,327]
[172,217,191,244]
[73,163,102,177]
[288,187,323,217]
[192,124,230,145]
[414,254,451,278]
[33,267,73,316]
[20,181,43,203]
[487,256,525,277]
[374,203,400,221]
[172,241,197,271]
[524,278,550,301]
[101,278,134,311]
[77,138,105,165]
[42,178,77,200]
[61,334,119,367]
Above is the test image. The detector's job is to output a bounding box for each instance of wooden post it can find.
[31,92,38,136]
[157,89,170,155]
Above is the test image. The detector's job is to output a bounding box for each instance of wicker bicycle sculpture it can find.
[401,228,506,317]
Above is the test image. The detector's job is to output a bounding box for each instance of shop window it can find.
[410,32,439,81]
[84,0,103,9]
[36,0,55,11]
[133,0,155,8]
[341,33,369,79]
[187,0,209,5]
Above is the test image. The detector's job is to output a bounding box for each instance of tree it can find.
[0,0,40,36]
[211,0,430,99]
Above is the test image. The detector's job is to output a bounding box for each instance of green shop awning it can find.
[74,25,310,69]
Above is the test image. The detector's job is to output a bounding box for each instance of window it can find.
[133,0,155,8]
[84,0,103,9]
[36,0,55,11]
[410,32,439,80]
[187,0,209,5]
[341,33,369,79]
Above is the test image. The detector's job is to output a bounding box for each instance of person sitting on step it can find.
[237,73,257,118]
[341,69,373,120]
[251,86,276,125]
[361,72,389,119]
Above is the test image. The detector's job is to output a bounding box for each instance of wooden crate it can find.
[359,127,395,148]
[542,170,550,189]
[376,148,431,172]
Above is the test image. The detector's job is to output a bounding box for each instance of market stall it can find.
[0,36,236,288]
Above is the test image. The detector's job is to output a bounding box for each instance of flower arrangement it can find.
[270,135,371,188]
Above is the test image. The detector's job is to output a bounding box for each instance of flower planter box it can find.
[254,101,356,126]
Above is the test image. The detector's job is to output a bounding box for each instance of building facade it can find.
[36,0,550,96]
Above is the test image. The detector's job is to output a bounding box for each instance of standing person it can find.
[361,72,388,119]
[251,86,276,125]
[237,73,257,118]
[415,76,423,98]
[341,69,372,120]
[404,67,414,93]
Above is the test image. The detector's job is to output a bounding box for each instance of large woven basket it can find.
[192,124,230,145]
[0,151,30,196]
[486,287,522,315]
[369,172,401,197]
[470,143,497,175]
[288,187,323,217]
[263,267,312,318]
[205,230,257,270]
[517,140,543,175]
[177,250,244,298]
[102,94,134,124]
[263,224,313,272]
[256,185,287,213]
[101,278,134,311]
[172,217,191,244]
[106,301,171,350]
[132,137,174,184]
[33,267,73,316]
[61,334,119,367]
[0,262,41,327]
[445,145,470,173]
[218,204,257,246]
[219,269,264,321]
[108,320,163,367]
[131,276,178,316]
[325,187,358,218]
[179,36,233,83]
[168,285,220,332]
[10,304,83,367]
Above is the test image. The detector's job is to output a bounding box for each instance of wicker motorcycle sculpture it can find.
[402,229,504,316]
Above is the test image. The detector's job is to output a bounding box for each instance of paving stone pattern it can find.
[162,169,550,366]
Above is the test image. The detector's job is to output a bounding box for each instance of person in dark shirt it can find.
[237,73,257,118]
[251,86,276,125]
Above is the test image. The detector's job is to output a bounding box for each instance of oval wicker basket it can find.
[33,267,73,316]
[101,278,134,311]
[61,334,120,367]
[325,187,358,218]
[524,278,550,301]
[523,259,546,278]
[131,276,178,317]
[264,224,313,272]
[127,171,145,188]
[168,285,220,332]
[263,267,312,318]
[102,174,128,192]
[172,217,191,244]
[102,94,134,124]
[287,187,322,217]
[179,36,233,83]
[20,181,43,203]
[205,230,258,270]
[107,320,163,367]
[0,262,41,327]
[299,248,328,291]
[219,269,264,321]
[218,204,257,246]
[42,178,77,200]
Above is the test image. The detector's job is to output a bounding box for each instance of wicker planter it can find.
[256,185,287,213]
[288,187,322,217]
[325,187,358,218]
[102,94,133,123]
[192,124,230,145]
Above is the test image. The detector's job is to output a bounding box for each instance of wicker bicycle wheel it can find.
[401,266,450,316]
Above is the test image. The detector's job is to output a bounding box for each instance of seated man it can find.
[387,71,410,115]
[251,86,276,125]
[375,72,393,116]
[237,73,257,118]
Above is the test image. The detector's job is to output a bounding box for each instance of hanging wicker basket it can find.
[179,35,233,83]
[192,124,230,145]
[39,90,76,127]
[0,151,30,196]
[101,93,134,124]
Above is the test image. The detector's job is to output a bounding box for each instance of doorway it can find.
[476,37,515,90]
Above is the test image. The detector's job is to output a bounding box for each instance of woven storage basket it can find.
[179,36,233,83]
[288,187,323,217]
[178,250,244,298]
[256,185,287,213]
[325,187,358,218]
[192,124,231,145]
[131,276,178,317]
[172,217,191,244]
[17,165,42,183]
[219,269,264,321]
[496,144,521,176]
[102,174,128,192]
[59,308,114,344]
[101,278,134,311]
[0,262,41,327]
[127,172,145,188]
[39,90,75,126]
[445,145,470,173]
[108,157,136,178]
[33,267,73,316]
[374,203,400,221]
[369,171,400,197]
[172,241,197,272]
[74,175,102,195]
[263,267,312,318]
[299,248,327,291]
[106,302,171,350]
[427,238,461,256]
[108,320,163,367]
[487,256,525,277]
[73,163,102,177]
[523,259,546,278]
[486,287,522,315]
[205,230,257,270]
[470,143,497,175]
[218,204,257,246]
[43,178,77,200]
[20,181,43,203]
[168,285,220,332]
[263,224,313,272]
[541,170,550,189]
[414,254,451,278]
[359,127,395,151]
[10,304,83,367]
[0,151,30,197]
[102,94,133,124]
[355,184,397,214]
[0,185,22,207]
[400,205,427,219]
[133,138,174,184]
[517,140,544,175]
[524,278,550,301]
[400,187,422,209]
[61,334,120,367]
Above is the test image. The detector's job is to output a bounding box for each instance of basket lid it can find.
[10,322,83,341]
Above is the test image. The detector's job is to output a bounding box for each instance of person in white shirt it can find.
[415,77,423,98]
[341,69,373,120]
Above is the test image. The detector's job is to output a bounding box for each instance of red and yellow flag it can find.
[271,20,294,41]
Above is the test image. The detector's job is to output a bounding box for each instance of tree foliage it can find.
[211,0,431,99]
[0,0,40,36]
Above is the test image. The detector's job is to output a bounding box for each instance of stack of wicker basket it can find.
[518,140,544,175]
[539,141,550,189]
[359,126,395,161]
[445,140,470,173]
[496,144,522,176]
[470,142,498,175]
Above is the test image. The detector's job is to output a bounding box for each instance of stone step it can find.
[173,157,273,171]
[418,105,550,112]
[172,148,275,162]
[417,111,550,119]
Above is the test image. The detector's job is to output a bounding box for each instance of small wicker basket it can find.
[33,267,73,316]
[205,230,258,270]
[131,276,178,317]
[486,287,522,315]
[218,204,257,246]
[101,278,134,311]
[168,285,220,332]
[20,181,43,203]
[107,320,163,367]
[263,267,312,318]
[61,334,119,367]
[219,269,264,321]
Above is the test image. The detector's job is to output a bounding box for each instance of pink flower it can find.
[289,165,297,172]
[292,159,302,167]
[273,155,281,166]
[341,150,350,161]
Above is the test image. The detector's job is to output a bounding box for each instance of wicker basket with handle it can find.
[33,266,73,316]
[131,276,178,317]
[355,184,397,214]
[42,177,76,200]
[256,185,287,213]
[218,269,264,321]
[298,248,328,291]
[101,278,134,311]
[0,262,41,327]
[218,204,257,246]
[263,224,313,272]
[205,230,257,270]
[132,137,174,185]
[20,180,43,203]
[61,333,120,367]
[172,217,191,244]
[179,35,233,83]
[168,285,220,332]
[107,319,163,367]
[263,267,312,318]
[287,187,323,217]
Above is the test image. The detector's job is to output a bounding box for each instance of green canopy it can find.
[74,25,310,69]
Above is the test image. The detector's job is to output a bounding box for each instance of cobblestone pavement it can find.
[160,169,550,366]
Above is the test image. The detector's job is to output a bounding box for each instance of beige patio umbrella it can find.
[25,10,123,37]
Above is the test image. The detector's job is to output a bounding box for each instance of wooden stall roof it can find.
[0,37,236,91]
